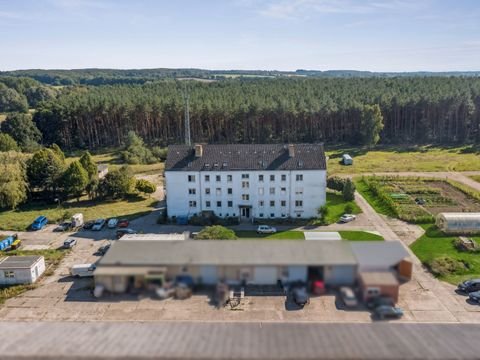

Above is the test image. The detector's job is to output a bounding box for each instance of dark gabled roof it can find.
[98,240,356,267]
[165,144,326,171]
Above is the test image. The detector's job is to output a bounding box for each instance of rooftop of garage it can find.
[98,240,357,267]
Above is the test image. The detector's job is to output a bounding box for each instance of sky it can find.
[0,0,479,72]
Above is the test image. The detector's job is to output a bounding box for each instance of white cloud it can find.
[255,0,424,19]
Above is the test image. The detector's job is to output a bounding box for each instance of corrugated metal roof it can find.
[0,256,43,269]
[437,212,480,220]
[98,240,356,267]
[351,241,409,269]
[119,233,187,241]
[165,144,326,171]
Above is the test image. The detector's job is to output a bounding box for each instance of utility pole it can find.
[183,83,191,146]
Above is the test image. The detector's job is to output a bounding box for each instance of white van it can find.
[70,263,96,277]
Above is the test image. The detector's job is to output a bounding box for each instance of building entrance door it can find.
[240,207,250,220]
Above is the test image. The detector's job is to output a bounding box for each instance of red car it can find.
[118,219,129,228]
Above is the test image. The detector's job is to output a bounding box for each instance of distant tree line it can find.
[28,77,480,149]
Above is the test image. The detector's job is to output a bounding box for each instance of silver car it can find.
[257,225,277,234]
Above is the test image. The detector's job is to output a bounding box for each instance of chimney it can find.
[288,144,295,157]
[195,144,203,157]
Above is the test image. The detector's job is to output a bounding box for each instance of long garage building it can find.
[94,240,358,293]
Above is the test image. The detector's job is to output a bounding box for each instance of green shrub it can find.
[196,225,237,240]
[429,256,467,276]
[344,203,354,214]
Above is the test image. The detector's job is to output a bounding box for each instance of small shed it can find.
[97,164,109,179]
[342,154,353,165]
[0,256,46,285]
[358,271,400,303]
[436,212,480,234]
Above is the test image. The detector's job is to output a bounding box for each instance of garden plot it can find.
[360,177,480,223]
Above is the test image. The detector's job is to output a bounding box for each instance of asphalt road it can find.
[0,321,480,359]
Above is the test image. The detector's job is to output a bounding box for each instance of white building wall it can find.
[165,169,326,219]
[0,258,45,285]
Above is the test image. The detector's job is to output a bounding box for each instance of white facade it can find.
[165,169,326,220]
[0,256,46,285]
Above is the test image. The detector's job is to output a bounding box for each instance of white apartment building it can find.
[164,144,327,221]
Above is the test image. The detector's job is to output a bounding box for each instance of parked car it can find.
[10,239,21,250]
[340,286,358,307]
[457,279,480,293]
[257,225,277,234]
[92,219,106,231]
[468,290,480,303]
[292,286,310,307]
[118,219,129,228]
[54,222,72,232]
[70,263,96,277]
[83,220,95,230]
[366,296,395,310]
[415,198,426,205]
[373,305,404,319]
[97,244,111,256]
[107,218,119,229]
[339,214,356,223]
[31,216,48,231]
[175,274,195,288]
[116,228,137,239]
[63,238,77,249]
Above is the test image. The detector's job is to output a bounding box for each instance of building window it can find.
[242,194,250,201]
[258,174,264,182]
[242,174,249,179]
[227,175,232,182]
[204,175,210,182]
[188,175,196,182]
[205,201,211,208]
[269,187,275,195]
[295,200,303,207]
[259,200,264,207]
[281,213,286,217]
[270,175,275,182]
[281,174,286,181]
[216,175,221,182]
[281,187,286,195]
[270,201,275,207]
[188,188,196,195]
[189,201,197,208]
[228,201,233,207]
[270,213,275,218]
[4,270,14,278]
[281,200,286,207]
[296,174,303,181]
[216,188,221,196]
[242,181,249,189]
[258,187,264,195]
[217,201,222,207]
[295,188,304,195]
[297,213,302,218]
[205,188,210,195]
[227,188,233,195]
[259,213,264,218]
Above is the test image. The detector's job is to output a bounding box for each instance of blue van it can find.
[31,216,48,230]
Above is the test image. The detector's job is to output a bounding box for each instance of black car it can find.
[457,279,480,293]
[97,244,111,256]
[366,296,395,310]
[292,286,310,307]
[468,290,480,303]
[373,305,404,320]
[115,228,137,239]
[83,220,95,230]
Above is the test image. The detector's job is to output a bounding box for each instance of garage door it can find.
[200,266,218,285]
[287,266,307,282]
[253,267,278,284]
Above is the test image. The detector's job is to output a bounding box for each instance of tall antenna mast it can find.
[183,83,191,146]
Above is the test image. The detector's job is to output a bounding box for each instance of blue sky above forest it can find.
[0,0,479,71]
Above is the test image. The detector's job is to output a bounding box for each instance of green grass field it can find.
[0,197,157,231]
[469,175,480,183]
[324,192,362,224]
[327,145,480,174]
[338,231,384,241]
[410,224,480,284]
[353,179,396,217]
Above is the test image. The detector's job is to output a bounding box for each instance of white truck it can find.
[70,263,96,277]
